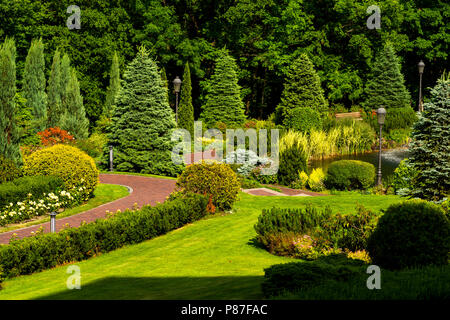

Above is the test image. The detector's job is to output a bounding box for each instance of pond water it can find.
[308,148,409,181]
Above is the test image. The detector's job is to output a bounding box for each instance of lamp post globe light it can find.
[376,107,386,186]
[173,76,182,124]
[418,60,425,112]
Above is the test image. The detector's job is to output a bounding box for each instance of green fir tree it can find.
[363,43,411,110]
[200,51,246,128]
[60,53,71,113]
[47,49,62,128]
[275,53,328,125]
[0,38,21,165]
[23,38,47,131]
[104,51,121,118]
[104,47,182,176]
[408,73,450,201]
[160,66,169,106]
[178,62,194,136]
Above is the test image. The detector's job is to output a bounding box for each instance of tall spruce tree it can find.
[60,53,71,112]
[200,51,246,128]
[23,38,47,131]
[47,49,62,128]
[178,62,194,136]
[0,38,21,165]
[363,43,411,110]
[275,53,328,125]
[60,69,89,139]
[104,47,181,176]
[104,51,121,118]
[408,73,450,201]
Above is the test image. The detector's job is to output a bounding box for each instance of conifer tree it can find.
[104,51,120,118]
[363,43,411,110]
[47,49,62,128]
[408,73,450,201]
[60,69,89,139]
[275,53,328,125]
[0,38,21,165]
[160,66,169,106]
[200,51,246,128]
[104,47,181,176]
[178,62,194,136]
[23,38,47,131]
[60,53,71,112]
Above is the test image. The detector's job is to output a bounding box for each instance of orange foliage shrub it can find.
[38,127,75,146]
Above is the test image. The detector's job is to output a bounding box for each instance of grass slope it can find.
[0,193,401,300]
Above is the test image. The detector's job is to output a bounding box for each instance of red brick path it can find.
[0,174,176,244]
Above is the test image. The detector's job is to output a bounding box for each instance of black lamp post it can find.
[376,107,386,186]
[173,76,182,124]
[418,60,425,112]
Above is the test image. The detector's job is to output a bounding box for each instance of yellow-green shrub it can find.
[308,168,325,191]
[175,161,240,211]
[23,144,99,199]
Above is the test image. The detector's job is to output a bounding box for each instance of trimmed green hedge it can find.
[325,160,375,190]
[0,175,64,209]
[0,193,208,278]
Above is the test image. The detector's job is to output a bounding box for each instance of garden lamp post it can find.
[109,145,113,172]
[376,107,386,186]
[418,60,425,112]
[50,211,57,233]
[173,76,182,124]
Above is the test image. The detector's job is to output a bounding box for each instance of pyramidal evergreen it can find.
[178,62,194,136]
[200,51,246,128]
[60,53,71,112]
[60,69,89,139]
[0,38,21,165]
[104,51,121,118]
[47,49,62,128]
[275,53,328,124]
[363,43,411,110]
[104,46,181,176]
[23,38,47,131]
[408,73,450,201]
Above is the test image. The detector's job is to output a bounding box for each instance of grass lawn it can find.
[0,192,402,300]
[100,170,177,180]
[0,184,129,234]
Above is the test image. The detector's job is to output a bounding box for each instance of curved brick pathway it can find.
[0,174,176,244]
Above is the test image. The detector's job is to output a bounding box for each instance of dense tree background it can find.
[0,0,448,127]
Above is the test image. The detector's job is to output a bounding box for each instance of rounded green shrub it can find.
[0,155,22,184]
[283,107,323,133]
[367,200,450,270]
[175,161,240,211]
[392,159,417,195]
[325,160,375,190]
[23,144,99,199]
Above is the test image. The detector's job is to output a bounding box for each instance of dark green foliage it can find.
[160,66,169,106]
[363,43,411,110]
[262,255,365,298]
[200,51,246,128]
[0,175,63,209]
[104,52,121,119]
[367,200,450,270]
[178,62,194,136]
[277,144,308,186]
[60,53,71,114]
[275,53,328,124]
[0,38,21,166]
[23,38,47,131]
[60,69,89,139]
[0,154,22,184]
[104,47,182,176]
[46,49,62,128]
[368,106,417,132]
[283,106,322,133]
[14,92,40,146]
[408,74,450,201]
[325,160,376,190]
[0,193,208,278]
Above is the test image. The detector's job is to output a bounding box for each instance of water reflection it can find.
[308,148,409,180]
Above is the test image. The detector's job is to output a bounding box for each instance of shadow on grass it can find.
[247,237,266,250]
[34,276,265,300]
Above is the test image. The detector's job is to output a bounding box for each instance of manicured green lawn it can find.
[0,192,402,300]
[100,171,177,180]
[0,184,129,234]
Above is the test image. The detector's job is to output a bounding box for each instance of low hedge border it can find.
[0,192,208,279]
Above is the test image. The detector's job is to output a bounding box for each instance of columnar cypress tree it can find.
[23,38,47,131]
[160,66,169,106]
[104,47,181,176]
[60,53,71,112]
[408,73,450,201]
[60,69,89,139]
[0,38,21,165]
[178,62,194,136]
[275,53,328,125]
[200,51,246,128]
[104,51,120,118]
[363,43,411,110]
[47,49,62,128]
